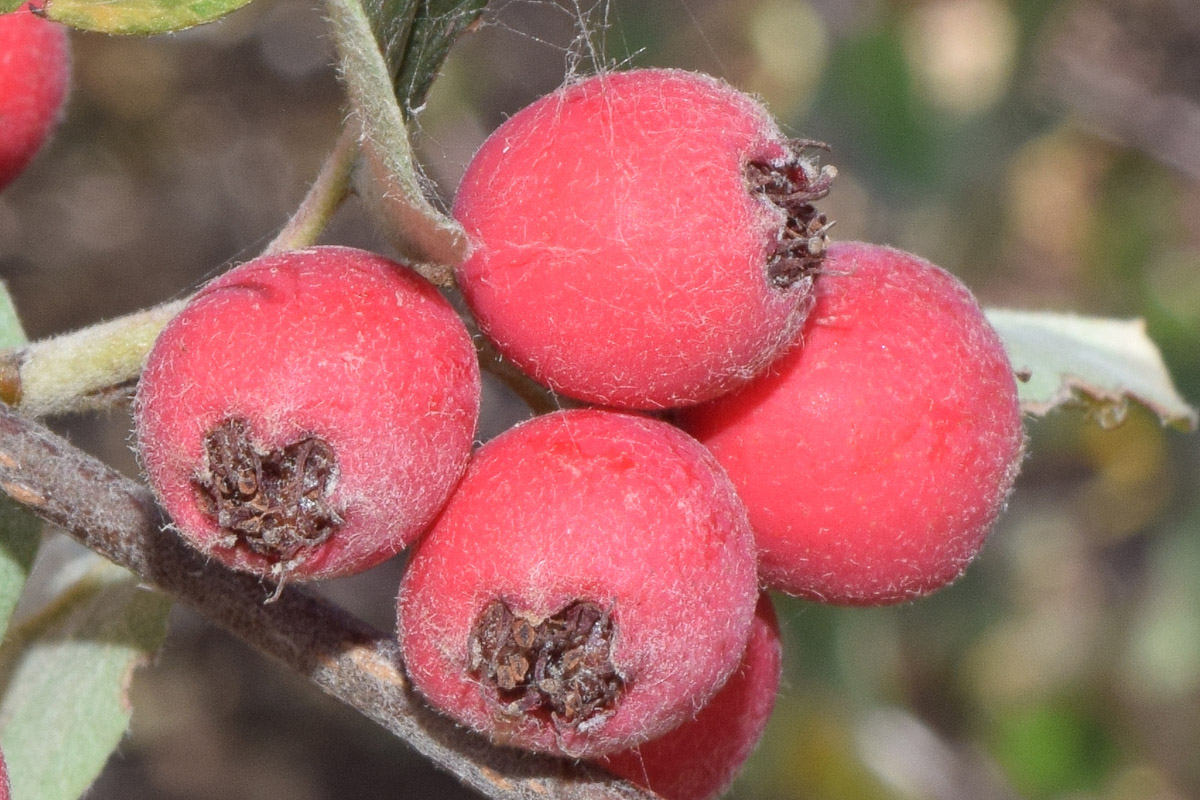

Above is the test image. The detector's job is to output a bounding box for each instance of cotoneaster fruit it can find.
[397,409,759,757]
[0,2,69,190]
[135,246,480,582]
[681,241,1025,605]
[453,67,835,409]
[599,593,783,800]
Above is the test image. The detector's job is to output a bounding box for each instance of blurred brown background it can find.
[3,0,1200,798]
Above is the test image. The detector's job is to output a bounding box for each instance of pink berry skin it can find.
[0,745,9,800]
[598,592,783,800]
[680,242,1025,605]
[0,2,69,190]
[453,68,834,410]
[397,408,759,758]
[135,246,481,581]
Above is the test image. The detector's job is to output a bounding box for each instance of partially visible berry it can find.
[681,242,1024,605]
[0,744,9,800]
[397,409,759,757]
[135,246,481,582]
[0,2,69,190]
[599,593,783,800]
[453,67,834,409]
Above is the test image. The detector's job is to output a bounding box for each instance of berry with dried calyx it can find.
[453,67,835,409]
[397,409,759,757]
[135,246,480,582]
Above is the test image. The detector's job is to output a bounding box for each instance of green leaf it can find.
[0,283,40,644]
[41,0,254,35]
[361,0,486,115]
[986,309,1199,431]
[0,505,40,647]
[391,0,487,115]
[0,555,170,800]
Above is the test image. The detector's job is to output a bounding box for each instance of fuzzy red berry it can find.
[598,592,782,800]
[397,409,759,757]
[0,2,69,190]
[680,241,1024,605]
[135,246,480,582]
[452,68,834,409]
[0,744,9,800]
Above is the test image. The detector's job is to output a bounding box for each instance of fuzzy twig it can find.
[0,404,656,800]
[0,300,187,418]
[265,125,360,256]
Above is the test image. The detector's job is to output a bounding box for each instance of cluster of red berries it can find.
[130,69,1025,798]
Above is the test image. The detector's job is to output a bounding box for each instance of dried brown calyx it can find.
[747,139,837,289]
[468,599,625,728]
[194,417,343,564]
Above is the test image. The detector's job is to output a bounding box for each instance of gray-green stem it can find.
[324,0,467,284]
[265,124,360,255]
[0,300,185,418]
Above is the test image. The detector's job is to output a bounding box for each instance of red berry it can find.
[680,242,1024,605]
[0,745,9,800]
[0,2,69,190]
[453,68,834,409]
[135,246,480,581]
[598,593,783,800]
[397,409,759,757]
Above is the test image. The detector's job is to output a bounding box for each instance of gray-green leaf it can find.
[0,505,40,648]
[0,283,40,644]
[362,0,487,114]
[0,285,23,352]
[986,309,1198,431]
[0,555,170,800]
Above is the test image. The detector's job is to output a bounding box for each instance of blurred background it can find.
[3,0,1200,797]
